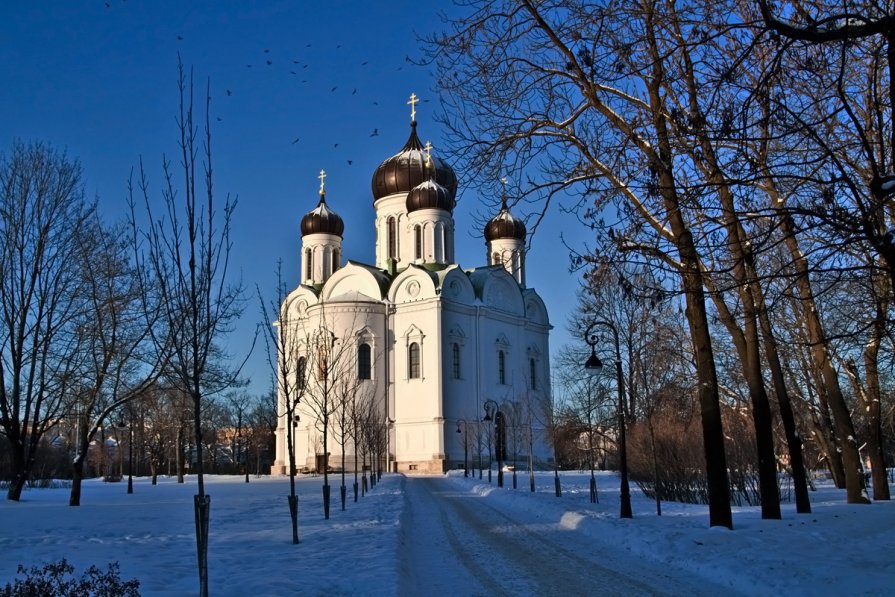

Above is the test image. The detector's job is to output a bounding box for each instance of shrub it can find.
[0,559,140,597]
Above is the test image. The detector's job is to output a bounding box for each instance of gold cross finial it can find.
[318,169,326,195]
[408,92,419,121]
[424,140,433,167]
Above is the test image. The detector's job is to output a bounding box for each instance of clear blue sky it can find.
[1,0,590,397]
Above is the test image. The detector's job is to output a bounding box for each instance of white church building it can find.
[272,102,552,475]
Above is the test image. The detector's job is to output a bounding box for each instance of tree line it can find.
[429,0,894,528]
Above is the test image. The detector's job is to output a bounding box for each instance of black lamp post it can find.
[584,321,633,519]
[456,420,469,477]
[483,400,505,488]
[117,417,134,494]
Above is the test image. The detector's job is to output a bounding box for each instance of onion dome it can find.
[371,121,458,201]
[300,192,344,237]
[484,196,526,241]
[406,177,454,213]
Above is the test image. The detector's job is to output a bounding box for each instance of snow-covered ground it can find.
[0,471,891,595]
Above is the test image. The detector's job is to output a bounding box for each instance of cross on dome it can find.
[424,140,433,167]
[318,169,326,195]
[408,93,419,121]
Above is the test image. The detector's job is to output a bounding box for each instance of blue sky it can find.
[1,0,590,396]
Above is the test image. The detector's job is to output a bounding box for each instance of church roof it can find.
[371,120,458,202]
[300,193,344,237]
[484,195,526,242]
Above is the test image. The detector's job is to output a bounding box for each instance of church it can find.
[272,97,552,475]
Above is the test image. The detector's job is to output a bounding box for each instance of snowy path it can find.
[397,475,719,596]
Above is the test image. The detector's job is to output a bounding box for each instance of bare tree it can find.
[67,216,166,506]
[128,60,243,597]
[0,141,94,501]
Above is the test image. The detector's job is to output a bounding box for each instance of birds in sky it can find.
[170,38,421,166]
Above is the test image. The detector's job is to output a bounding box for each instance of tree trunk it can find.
[778,214,868,503]
[757,305,811,513]
[678,230,733,528]
[70,457,85,507]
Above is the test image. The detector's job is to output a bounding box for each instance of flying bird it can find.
[331,86,337,92]
[347,160,353,165]
[266,60,272,65]
[290,71,297,75]
[226,89,232,96]
[361,61,368,66]
[334,143,339,148]
[216,117,222,121]
[370,128,379,136]
[292,137,300,145]
[177,35,183,40]
[352,88,357,95]
[264,49,270,53]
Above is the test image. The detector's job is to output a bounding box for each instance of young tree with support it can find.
[129,59,244,597]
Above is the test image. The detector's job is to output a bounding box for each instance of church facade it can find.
[272,105,552,475]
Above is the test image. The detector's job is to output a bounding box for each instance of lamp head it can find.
[584,346,603,371]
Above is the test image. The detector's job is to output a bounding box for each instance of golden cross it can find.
[408,92,419,121]
[318,169,326,194]
[424,141,433,167]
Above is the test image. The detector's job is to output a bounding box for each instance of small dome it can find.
[485,196,526,242]
[371,121,458,201]
[301,193,344,237]
[406,178,454,213]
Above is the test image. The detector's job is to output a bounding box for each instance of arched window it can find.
[358,343,372,380]
[296,356,307,390]
[452,343,461,379]
[305,248,313,281]
[387,216,397,260]
[529,358,537,390]
[408,342,421,379]
[333,248,340,274]
[498,350,506,385]
[414,225,422,260]
[492,252,500,266]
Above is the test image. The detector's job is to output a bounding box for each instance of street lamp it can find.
[483,400,505,488]
[456,420,469,477]
[584,321,633,519]
[117,416,134,494]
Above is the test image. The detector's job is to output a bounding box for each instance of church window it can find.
[529,358,537,390]
[305,248,313,281]
[408,342,421,379]
[414,225,422,260]
[296,356,307,390]
[333,249,340,274]
[358,343,371,380]
[452,343,461,379]
[492,252,500,266]
[498,350,506,384]
[387,217,397,260]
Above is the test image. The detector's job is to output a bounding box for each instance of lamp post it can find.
[456,420,469,477]
[117,417,134,494]
[584,321,633,519]
[483,400,505,488]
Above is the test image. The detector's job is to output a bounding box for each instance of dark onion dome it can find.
[300,193,344,237]
[484,196,526,242]
[371,121,458,201]
[406,177,454,213]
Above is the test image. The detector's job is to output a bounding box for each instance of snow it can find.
[0,471,892,595]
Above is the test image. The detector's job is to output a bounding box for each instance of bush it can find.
[1,559,140,597]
